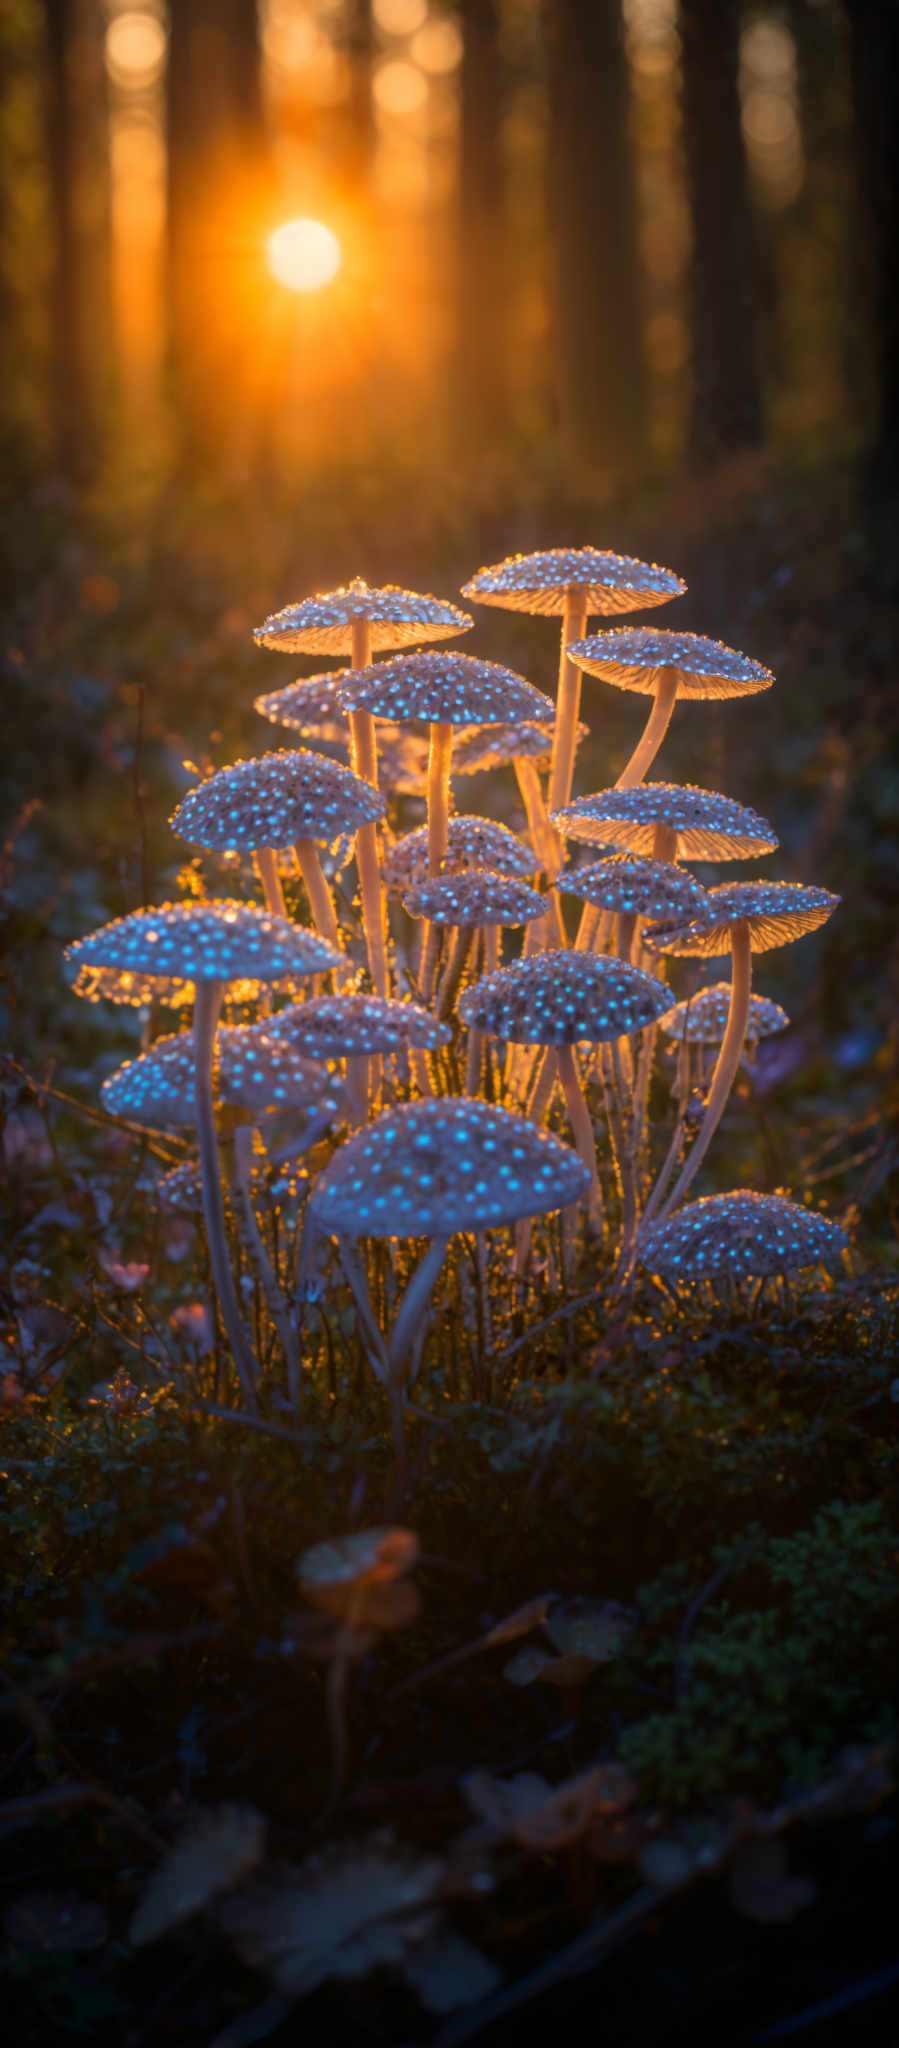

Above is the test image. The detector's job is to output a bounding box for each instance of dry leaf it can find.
[129,1803,266,1947]
[220,1834,444,1997]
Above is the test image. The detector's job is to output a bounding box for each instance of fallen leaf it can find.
[129,1803,266,1946]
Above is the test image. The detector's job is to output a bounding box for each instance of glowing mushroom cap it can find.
[452,719,589,774]
[381,816,536,890]
[637,1191,849,1282]
[262,993,452,1058]
[255,672,348,739]
[65,901,345,986]
[457,949,671,1046]
[308,1098,591,1237]
[403,871,547,927]
[559,852,710,922]
[253,579,472,654]
[552,783,778,862]
[462,547,685,617]
[170,750,385,853]
[643,881,840,956]
[566,627,773,699]
[335,649,554,727]
[660,983,790,1044]
[101,1026,343,1129]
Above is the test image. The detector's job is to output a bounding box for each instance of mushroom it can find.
[170,748,385,957]
[382,815,537,892]
[637,1191,849,1293]
[253,579,472,997]
[402,870,548,1026]
[641,881,839,1220]
[565,627,773,790]
[255,670,348,747]
[308,1098,590,1482]
[559,851,710,966]
[66,902,345,1410]
[451,718,590,947]
[260,992,452,1117]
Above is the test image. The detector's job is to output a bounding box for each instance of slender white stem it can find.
[337,1235,389,1382]
[427,721,453,872]
[347,617,388,999]
[615,675,679,789]
[255,847,286,918]
[387,1236,449,1382]
[294,837,340,950]
[437,923,475,1021]
[193,981,258,1409]
[556,1042,604,1235]
[657,919,752,1219]
[231,1124,300,1382]
[547,591,589,844]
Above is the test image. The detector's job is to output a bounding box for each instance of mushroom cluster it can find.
[64,547,844,1448]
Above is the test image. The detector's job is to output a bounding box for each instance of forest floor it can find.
[1,443,898,2044]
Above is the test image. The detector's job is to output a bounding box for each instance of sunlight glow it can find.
[374,60,428,117]
[105,10,167,90]
[266,219,341,292]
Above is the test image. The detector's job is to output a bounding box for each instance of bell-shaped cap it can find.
[253,579,472,654]
[266,993,451,1058]
[643,881,839,956]
[637,1191,849,1282]
[559,852,710,922]
[308,1098,591,1237]
[255,672,347,738]
[101,1026,343,1129]
[171,750,385,852]
[660,983,790,1044]
[566,627,773,699]
[458,949,671,1045]
[463,548,685,617]
[336,650,554,727]
[381,816,536,890]
[452,719,589,775]
[65,901,345,986]
[552,783,778,862]
[403,871,547,927]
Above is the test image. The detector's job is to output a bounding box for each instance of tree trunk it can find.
[43,0,110,480]
[679,0,764,466]
[344,0,376,189]
[541,0,646,486]
[456,0,506,442]
[843,0,899,553]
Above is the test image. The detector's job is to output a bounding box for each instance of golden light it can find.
[374,60,428,117]
[105,9,167,90]
[374,0,427,34]
[266,219,341,293]
[410,19,463,74]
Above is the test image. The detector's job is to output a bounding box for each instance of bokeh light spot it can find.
[374,60,428,117]
[105,9,167,90]
[266,219,341,293]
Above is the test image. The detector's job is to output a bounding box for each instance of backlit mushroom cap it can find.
[643,881,839,956]
[381,816,536,890]
[66,901,345,985]
[462,548,685,617]
[637,1191,849,1282]
[170,750,385,852]
[403,871,547,927]
[559,852,710,922]
[660,984,790,1044]
[308,1098,591,1237]
[335,650,554,726]
[452,720,589,774]
[101,1027,342,1128]
[298,1527,420,1614]
[263,993,452,1058]
[552,783,778,862]
[458,950,671,1045]
[255,672,348,738]
[68,964,195,1009]
[253,579,472,654]
[157,1160,204,1213]
[566,627,773,699]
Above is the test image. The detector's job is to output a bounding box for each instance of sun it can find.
[266,219,341,293]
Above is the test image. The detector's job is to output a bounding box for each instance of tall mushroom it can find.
[564,627,773,791]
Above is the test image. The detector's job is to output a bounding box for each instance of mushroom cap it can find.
[660,983,790,1044]
[565,627,773,699]
[253,579,472,654]
[335,649,554,727]
[101,1026,343,1128]
[65,901,345,985]
[452,719,589,774]
[67,963,195,1009]
[157,1160,205,1213]
[462,548,685,617]
[308,1097,591,1237]
[637,1191,849,1282]
[643,881,840,956]
[558,852,710,921]
[170,749,385,852]
[381,816,536,890]
[264,993,452,1057]
[403,871,547,927]
[457,949,671,1045]
[255,672,348,738]
[552,783,778,862]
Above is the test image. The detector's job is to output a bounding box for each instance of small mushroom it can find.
[637,1191,850,1288]
[559,852,710,965]
[403,870,548,1023]
[382,815,536,892]
[565,626,773,789]
[263,992,451,1117]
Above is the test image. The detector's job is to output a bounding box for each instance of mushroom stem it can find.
[388,1235,449,1386]
[656,917,752,1219]
[294,838,340,951]
[230,1124,301,1383]
[192,980,258,1410]
[554,1044,604,1236]
[575,898,604,953]
[548,590,589,848]
[348,616,388,1000]
[437,922,476,1021]
[427,720,454,872]
[515,757,567,954]
[615,675,679,789]
[337,1235,390,1382]
[255,847,286,919]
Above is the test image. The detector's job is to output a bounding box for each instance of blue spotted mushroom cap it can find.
[336,650,554,726]
[260,994,452,1058]
[382,816,536,890]
[255,671,348,739]
[637,1192,849,1282]
[65,901,345,985]
[403,871,547,927]
[643,881,839,956]
[171,749,385,852]
[566,627,773,699]
[552,783,778,862]
[253,579,472,654]
[457,949,671,1045]
[452,719,589,774]
[660,983,790,1043]
[308,1098,591,1237]
[101,1026,343,1128]
[558,852,710,921]
[462,548,685,617]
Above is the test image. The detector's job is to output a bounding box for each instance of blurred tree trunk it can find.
[541,0,645,487]
[679,0,763,466]
[843,0,899,551]
[43,0,110,480]
[455,0,506,445]
[344,0,376,188]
